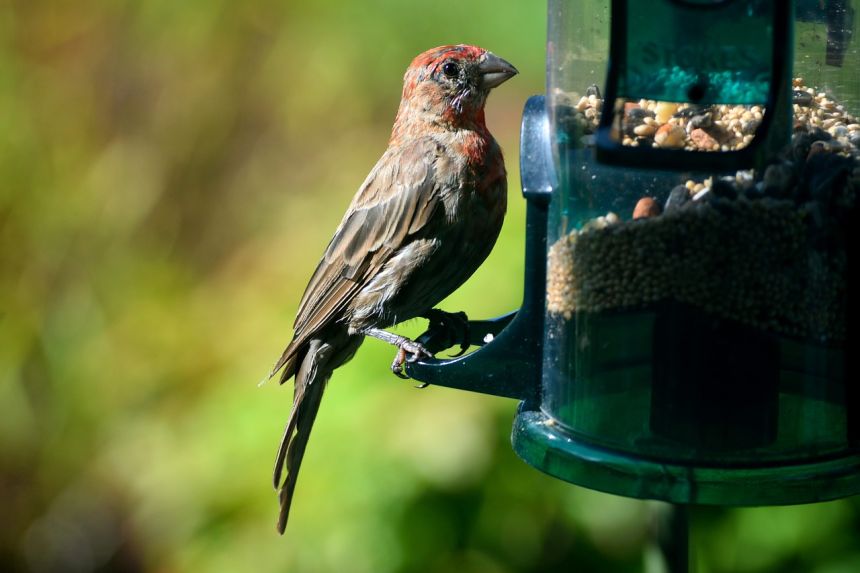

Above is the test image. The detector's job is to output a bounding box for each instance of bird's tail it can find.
[272,338,329,534]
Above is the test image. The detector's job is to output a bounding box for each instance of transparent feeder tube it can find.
[527,0,860,505]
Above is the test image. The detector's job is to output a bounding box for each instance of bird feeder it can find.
[408,0,860,519]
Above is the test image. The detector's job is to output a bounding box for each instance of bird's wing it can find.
[272,137,444,380]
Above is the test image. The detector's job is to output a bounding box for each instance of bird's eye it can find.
[441,62,459,78]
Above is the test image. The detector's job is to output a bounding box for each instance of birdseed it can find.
[546,80,858,343]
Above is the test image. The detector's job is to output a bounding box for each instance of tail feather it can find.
[276,375,326,533]
[272,411,298,489]
[271,332,362,534]
[273,339,329,534]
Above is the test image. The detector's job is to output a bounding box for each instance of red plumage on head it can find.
[407,44,486,72]
[401,45,487,100]
[393,44,498,142]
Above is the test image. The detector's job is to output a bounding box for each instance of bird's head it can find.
[394,45,517,134]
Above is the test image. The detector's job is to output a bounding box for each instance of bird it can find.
[269,44,517,533]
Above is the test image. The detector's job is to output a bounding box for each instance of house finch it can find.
[269,44,516,533]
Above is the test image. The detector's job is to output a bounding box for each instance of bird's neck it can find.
[389,99,489,146]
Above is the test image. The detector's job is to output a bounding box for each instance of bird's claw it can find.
[391,348,409,379]
[390,339,432,378]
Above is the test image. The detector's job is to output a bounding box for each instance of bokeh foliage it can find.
[1,1,858,572]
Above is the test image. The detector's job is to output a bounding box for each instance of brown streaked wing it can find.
[275,138,444,375]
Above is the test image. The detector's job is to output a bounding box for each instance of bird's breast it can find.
[439,130,506,208]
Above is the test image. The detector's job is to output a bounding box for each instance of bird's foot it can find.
[389,339,433,380]
[420,309,470,356]
[362,328,433,379]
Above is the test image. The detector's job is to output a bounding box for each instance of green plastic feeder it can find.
[407,0,860,510]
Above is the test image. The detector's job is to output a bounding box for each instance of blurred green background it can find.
[1,1,859,572]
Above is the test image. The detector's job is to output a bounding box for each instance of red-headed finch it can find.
[269,44,516,533]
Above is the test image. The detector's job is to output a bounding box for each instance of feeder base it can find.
[512,409,860,506]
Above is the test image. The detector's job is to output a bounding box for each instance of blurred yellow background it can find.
[1,2,858,572]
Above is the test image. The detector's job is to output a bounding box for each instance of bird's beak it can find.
[478,52,518,90]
